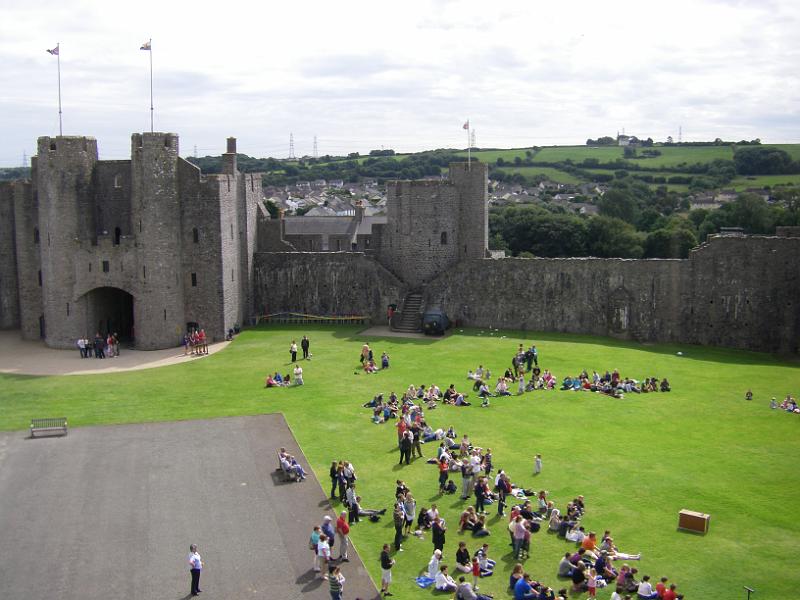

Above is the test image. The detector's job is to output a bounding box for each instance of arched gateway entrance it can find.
[83,287,134,342]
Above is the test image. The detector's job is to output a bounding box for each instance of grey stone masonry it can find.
[0,183,20,329]
[3,139,798,355]
[378,162,488,288]
[2,132,260,350]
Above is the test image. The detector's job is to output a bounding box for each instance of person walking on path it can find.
[336,511,350,562]
[187,544,203,596]
[301,335,310,359]
[290,340,298,362]
[380,543,395,597]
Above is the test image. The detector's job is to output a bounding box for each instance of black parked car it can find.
[422,307,450,336]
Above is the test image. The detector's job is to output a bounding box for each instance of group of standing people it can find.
[309,517,348,599]
[290,335,311,362]
[183,329,208,356]
[76,333,119,359]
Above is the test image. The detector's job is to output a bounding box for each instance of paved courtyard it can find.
[0,414,379,600]
[0,329,229,376]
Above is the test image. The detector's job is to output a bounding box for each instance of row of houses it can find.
[689,188,770,210]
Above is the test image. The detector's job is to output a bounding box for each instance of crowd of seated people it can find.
[556,369,671,398]
[773,394,799,413]
[549,520,686,597]
[358,345,390,373]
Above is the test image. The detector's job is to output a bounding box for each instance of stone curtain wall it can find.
[253,252,404,321]
[255,235,800,354]
[683,236,800,353]
[428,256,686,342]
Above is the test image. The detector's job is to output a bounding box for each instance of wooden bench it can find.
[276,450,300,482]
[30,417,68,438]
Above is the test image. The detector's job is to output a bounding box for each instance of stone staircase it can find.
[393,292,423,333]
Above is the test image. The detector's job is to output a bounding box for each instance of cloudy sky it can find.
[1,0,798,166]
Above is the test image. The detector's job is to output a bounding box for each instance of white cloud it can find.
[0,0,798,165]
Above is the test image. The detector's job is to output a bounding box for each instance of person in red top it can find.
[438,457,449,493]
[336,511,350,562]
[198,329,207,354]
[396,419,407,446]
[581,531,599,560]
[662,583,681,600]
[656,577,668,598]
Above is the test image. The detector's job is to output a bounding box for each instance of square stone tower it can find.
[378,162,487,288]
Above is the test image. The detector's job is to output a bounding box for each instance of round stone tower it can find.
[36,135,98,348]
[130,132,186,349]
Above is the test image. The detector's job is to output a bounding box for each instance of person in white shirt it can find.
[187,544,203,596]
[316,534,331,579]
[427,549,442,579]
[457,576,493,600]
[293,364,304,385]
[434,565,457,592]
[637,575,659,599]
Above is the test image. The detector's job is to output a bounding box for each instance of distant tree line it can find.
[489,180,800,259]
[188,150,462,186]
[0,167,31,181]
[586,136,762,147]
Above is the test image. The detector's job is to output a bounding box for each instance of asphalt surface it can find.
[0,329,230,376]
[0,414,379,600]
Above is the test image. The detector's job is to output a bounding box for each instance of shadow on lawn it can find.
[0,372,45,382]
[410,327,800,367]
[333,329,443,346]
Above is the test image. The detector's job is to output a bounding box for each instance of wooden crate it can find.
[678,509,710,534]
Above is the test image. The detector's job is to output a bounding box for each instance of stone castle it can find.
[0,133,259,349]
[1,132,798,354]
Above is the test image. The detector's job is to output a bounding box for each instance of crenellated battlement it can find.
[37,136,98,160]
[4,131,259,350]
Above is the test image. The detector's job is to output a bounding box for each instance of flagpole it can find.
[148,39,153,133]
[56,43,62,136]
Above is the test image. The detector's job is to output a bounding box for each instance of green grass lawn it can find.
[729,174,800,191]
[533,146,624,163]
[2,326,799,599]
[631,146,734,168]
[496,166,582,185]
[456,149,537,163]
